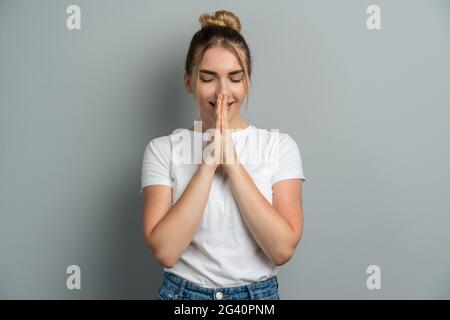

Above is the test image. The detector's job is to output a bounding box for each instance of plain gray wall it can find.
[1,0,449,299]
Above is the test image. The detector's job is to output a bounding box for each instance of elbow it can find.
[154,248,177,268]
[158,256,177,269]
[145,232,177,268]
[274,241,300,266]
[273,233,302,266]
[274,251,294,266]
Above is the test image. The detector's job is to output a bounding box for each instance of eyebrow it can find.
[199,69,244,76]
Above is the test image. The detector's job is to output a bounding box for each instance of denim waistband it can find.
[163,271,278,295]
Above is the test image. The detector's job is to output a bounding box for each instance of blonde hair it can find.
[185,10,253,116]
[199,10,242,33]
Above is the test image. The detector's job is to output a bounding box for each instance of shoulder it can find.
[144,128,196,158]
[251,127,299,150]
[145,135,171,150]
[145,127,192,148]
[143,134,174,160]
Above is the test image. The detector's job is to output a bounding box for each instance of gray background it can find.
[1,0,449,299]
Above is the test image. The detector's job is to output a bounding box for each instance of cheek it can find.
[234,87,246,101]
[197,83,215,94]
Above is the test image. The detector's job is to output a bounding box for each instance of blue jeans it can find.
[157,271,280,300]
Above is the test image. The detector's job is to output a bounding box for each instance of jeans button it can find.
[215,291,223,300]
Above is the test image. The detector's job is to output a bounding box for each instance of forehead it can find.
[199,46,242,72]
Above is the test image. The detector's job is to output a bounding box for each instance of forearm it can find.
[150,164,216,267]
[225,164,297,265]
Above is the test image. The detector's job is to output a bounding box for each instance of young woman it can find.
[140,10,306,300]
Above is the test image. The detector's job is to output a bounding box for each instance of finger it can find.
[219,94,224,163]
[223,95,228,130]
[219,94,223,133]
[221,94,226,132]
[215,94,221,130]
[222,95,227,163]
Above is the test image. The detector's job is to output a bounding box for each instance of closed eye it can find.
[200,78,242,83]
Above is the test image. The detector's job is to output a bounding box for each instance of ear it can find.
[184,73,193,93]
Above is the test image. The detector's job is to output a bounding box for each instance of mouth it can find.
[209,101,235,109]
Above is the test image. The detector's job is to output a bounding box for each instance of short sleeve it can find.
[270,133,306,186]
[140,137,173,194]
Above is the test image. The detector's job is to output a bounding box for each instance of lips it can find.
[209,101,235,108]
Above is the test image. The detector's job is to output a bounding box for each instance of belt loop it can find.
[246,284,254,300]
[176,279,187,299]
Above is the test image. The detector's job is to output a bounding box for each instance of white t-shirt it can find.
[140,124,306,288]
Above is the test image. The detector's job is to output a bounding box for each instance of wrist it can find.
[200,163,218,175]
[223,163,242,175]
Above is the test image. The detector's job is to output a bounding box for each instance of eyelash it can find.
[200,78,242,83]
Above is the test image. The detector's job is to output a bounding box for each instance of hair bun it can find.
[199,10,241,33]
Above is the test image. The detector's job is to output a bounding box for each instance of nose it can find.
[216,92,229,101]
[215,93,231,104]
[215,80,231,100]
